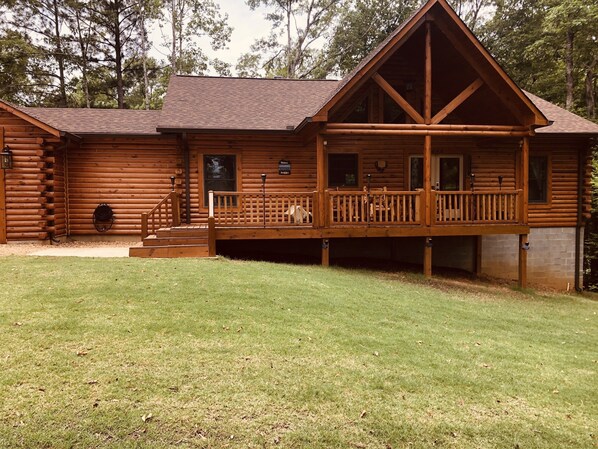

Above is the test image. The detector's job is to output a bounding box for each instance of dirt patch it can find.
[0,240,137,257]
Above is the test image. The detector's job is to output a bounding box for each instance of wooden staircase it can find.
[129,226,211,258]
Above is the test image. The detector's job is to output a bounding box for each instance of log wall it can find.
[67,135,181,235]
[187,134,316,223]
[0,111,62,241]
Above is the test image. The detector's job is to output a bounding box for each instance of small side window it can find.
[529,156,548,203]
[328,153,359,187]
[409,156,423,190]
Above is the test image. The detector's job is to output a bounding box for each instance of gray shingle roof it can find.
[157,75,339,131]
[22,107,161,135]
[525,92,598,134]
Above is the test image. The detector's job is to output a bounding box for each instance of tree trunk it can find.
[286,0,292,78]
[139,8,150,110]
[52,0,67,107]
[565,29,575,110]
[114,2,125,109]
[171,0,177,73]
[585,58,597,120]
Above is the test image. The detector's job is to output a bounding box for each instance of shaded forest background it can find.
[0,0,597,285]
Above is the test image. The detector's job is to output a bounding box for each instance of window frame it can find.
[528,154,551,206]
[408,154,464,191]
[198,152,242,209]
[327,152,361,189]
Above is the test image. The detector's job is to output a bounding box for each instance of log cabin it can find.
[1,0,597,289]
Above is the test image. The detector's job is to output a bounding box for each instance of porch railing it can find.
[327,190,423,226]
[434,190,521,224]
[211,191,317,227]
[141,191,180,239]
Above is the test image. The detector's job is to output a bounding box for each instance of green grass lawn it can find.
[0,256,596,448]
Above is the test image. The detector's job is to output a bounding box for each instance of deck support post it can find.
[521,136,529,225]
[518,234,528,288]
[424,237,432,277]
[475,235,482,277]
[321,238,330,267]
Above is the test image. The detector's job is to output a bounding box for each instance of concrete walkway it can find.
[29,247,130,258]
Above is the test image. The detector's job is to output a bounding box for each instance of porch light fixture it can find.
[170,175,176,191]
[470,173,475,192]
[375,160,387,173]
[498,175,503,190]
[1,145,13,170]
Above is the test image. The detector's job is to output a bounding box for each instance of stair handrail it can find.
[141,191,181,239]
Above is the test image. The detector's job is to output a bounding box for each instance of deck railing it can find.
[211,191,317,227]
[206,189,522,229]
[327,190,423,226]
[141,191,180,239]
[434,190,521,224]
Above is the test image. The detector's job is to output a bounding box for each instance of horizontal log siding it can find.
[529,136,587,228]
[50,144,67,237]
[188,134,315,224]
[0,111,60,241]
[67,135,180,235]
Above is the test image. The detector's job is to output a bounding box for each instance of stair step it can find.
[129,244,210,258]
[156,228,209,238]
[143,236,208,246]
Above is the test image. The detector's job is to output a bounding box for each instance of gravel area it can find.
[0,240,137,257]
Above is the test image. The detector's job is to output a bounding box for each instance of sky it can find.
[150,0,271,76]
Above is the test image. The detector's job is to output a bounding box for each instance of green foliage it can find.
[0,257,596,448]
[236,0,341,78]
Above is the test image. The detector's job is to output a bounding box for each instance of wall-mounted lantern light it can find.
[170,175,176,191]
[1,146,13,170]
[498,175,503,190]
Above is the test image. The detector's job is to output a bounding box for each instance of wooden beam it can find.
[432,78,484,124]
[214,225,530,241]
[424,135,432,226]
[521,137,529,225]
[0,127,6,244]
[372,73,425,124]
[518,234,528,288]
[316,132,326,228]
[324,128,531,137]
[425,21,432,124]
[326,123,528,132]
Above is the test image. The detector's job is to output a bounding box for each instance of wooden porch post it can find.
[207,190,216,257]
[0,127,6,244]
[321,238,330,267]
[424,135,432,226]
[521,136,529,225]
[518,234,528,288]
[316,132,326,228]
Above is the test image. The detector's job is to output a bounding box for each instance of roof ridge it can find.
[172,74,339,82]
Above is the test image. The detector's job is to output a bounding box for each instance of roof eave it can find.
[0,100,63,138]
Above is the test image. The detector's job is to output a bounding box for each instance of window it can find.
[438,157,461,191]
[328,153,359,187]
[409,155,463,191]
[409,156,424,190]
[529,156,548,203]
[203,154,236,204]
